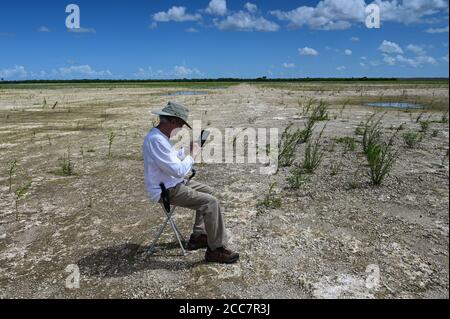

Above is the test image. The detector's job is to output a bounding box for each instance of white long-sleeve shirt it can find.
[143,127,194,202]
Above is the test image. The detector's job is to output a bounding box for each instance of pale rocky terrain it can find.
[0,82,448,298]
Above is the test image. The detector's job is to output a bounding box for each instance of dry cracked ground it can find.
[0,82,448,299]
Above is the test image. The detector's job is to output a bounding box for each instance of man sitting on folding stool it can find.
[143,101,239,264]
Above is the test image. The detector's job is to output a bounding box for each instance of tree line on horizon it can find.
[0,77,448,84]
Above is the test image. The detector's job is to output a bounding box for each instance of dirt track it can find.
[0,82,448,298]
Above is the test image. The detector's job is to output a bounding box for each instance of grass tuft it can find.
[303,125,326,173]
[402,132,422,149]
[8,159,17,193]
[286,165,310,189]
[256,182,282,213]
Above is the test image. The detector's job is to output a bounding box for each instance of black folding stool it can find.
[148,169,196,256]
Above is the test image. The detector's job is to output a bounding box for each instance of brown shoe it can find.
[205,247,239,264]
[186,234,208,250]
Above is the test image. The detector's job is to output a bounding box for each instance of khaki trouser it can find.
[166,180,228,250]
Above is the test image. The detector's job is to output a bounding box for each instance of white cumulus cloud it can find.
[383,54,438,68]
[135,66,204,79]
[174,65,202,77]
[373,0,448,24]
[383,55,397,65]
[298,47,319,56]
[270,0,366,30]
[153,6,201,22]
[0,65,27,79]
[344,49,352,55]
[206,0,227,16]
[426,26,449,33]
[245,2,258,13]
[270,0,448,30]
[406,44,426,56]
[214,11,279,31]
[57,65,112,78]
[282,63,295,68]
[378,40,404,54]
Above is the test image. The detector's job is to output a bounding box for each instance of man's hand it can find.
[189,142,201,159]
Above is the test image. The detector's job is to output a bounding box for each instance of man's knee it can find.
[202,194,219,213]
[208,194,219,206]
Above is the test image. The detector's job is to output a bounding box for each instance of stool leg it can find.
[161,206,186,255]
[148,218,168,254]
[171,217,186,243]
[148,205,176,254]
[168,216,187,256]
[149,205,187,256]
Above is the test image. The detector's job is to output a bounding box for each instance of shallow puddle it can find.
[166,91,207,96]
[367,102,424,109]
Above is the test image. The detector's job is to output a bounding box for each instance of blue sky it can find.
[0,0,448,80]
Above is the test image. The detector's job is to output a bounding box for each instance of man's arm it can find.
[147,137,194,178]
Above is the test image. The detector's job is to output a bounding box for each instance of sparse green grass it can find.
[51,150,75,176]
[286,165,310,189]
[355,123,365,136]
[278,123,305,168]
[347,167,363,190]
[108,132,116,157]
[403,132,422,149]
[420,121,430,133]
[364,121,400,186]
[330,162,342,176]
[440,111,449,124]
[334,136,356,153]
[303,126,326,173]
[366,141,398,186]
[389,123,405,131]
[256,182,282,213]
[415,112,425,123]
[340,99,350,116]
[15,181,32,199]
[432,129,439,138]
[15,180,32,218]
[362,113,384,155]
[278,113,320,168]
[309,100,329,122]
[301,113,317,144]
[8,159,17,193]
[300,98,315,116]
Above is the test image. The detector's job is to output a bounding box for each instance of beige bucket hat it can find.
[152,101,192,129]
